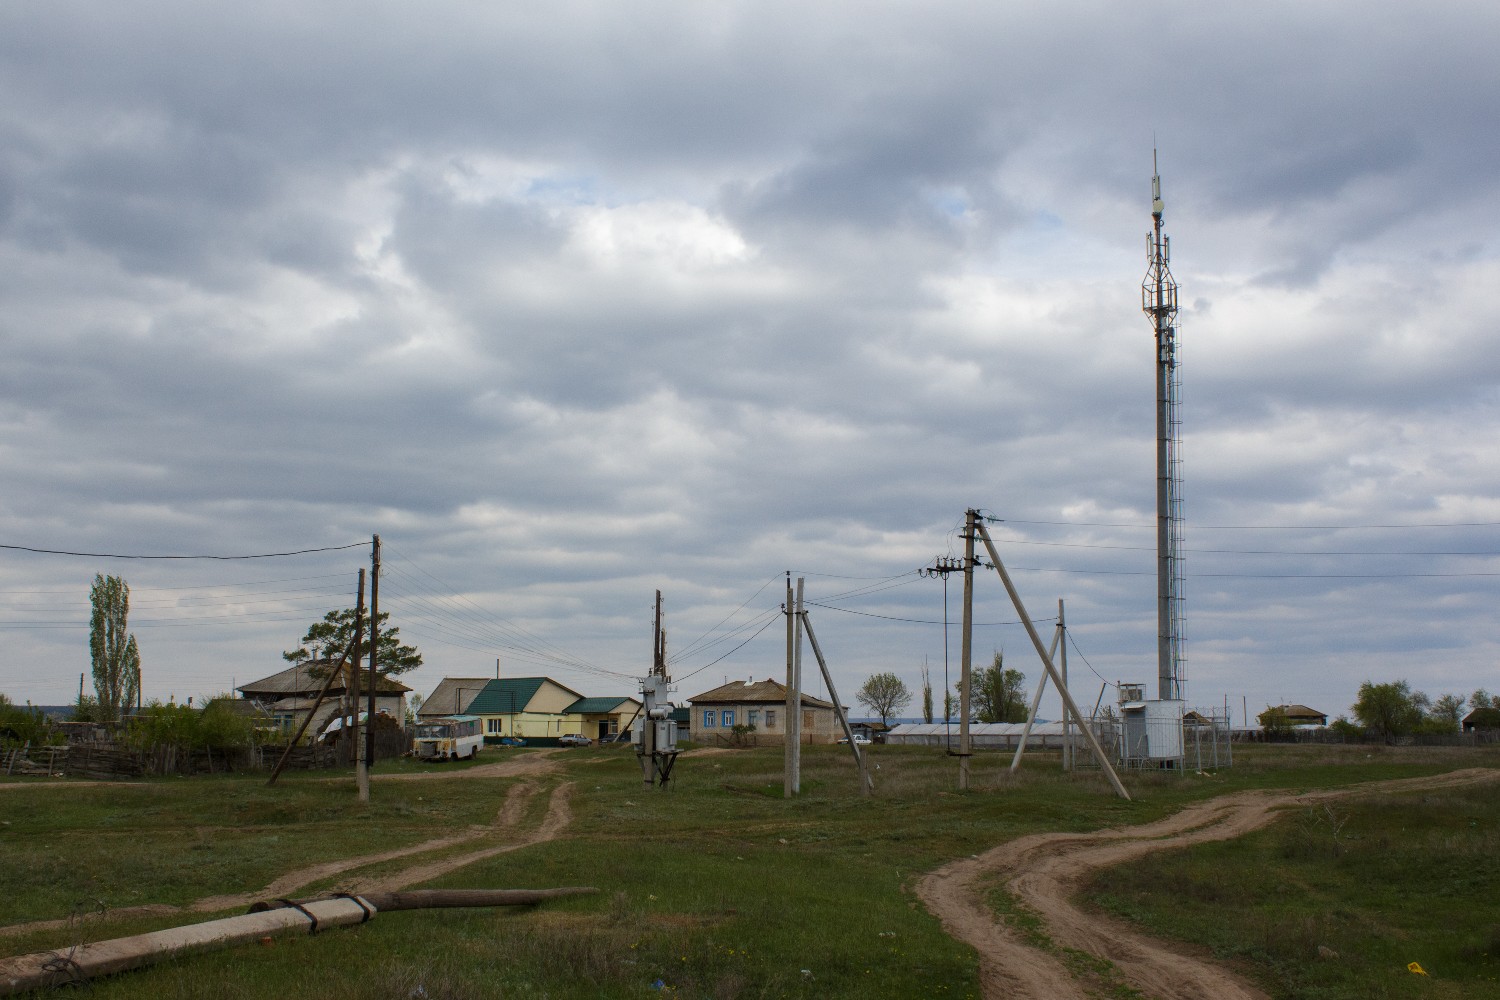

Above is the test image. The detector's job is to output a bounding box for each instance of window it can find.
[765,710,777,729]
[803,710,815,729]
[748,709,760,727]
[702,710,716,728]
[487,718,504,734]
[721,710,735,727]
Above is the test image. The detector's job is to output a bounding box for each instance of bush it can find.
[124,696,258,752]
[0,693,57,747]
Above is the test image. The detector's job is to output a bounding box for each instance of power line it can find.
[672,609,783,686]
[0,542,367,560]
[804,600,1054,628]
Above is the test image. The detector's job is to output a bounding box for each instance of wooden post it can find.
[958,510,976,791]
[360,535,380,802]
[975,520,1130,800]
[267,636,357,786]
[350,569,366,786]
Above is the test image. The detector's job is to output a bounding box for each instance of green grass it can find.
[1084,765,1500,999]
[2,742,1496,998]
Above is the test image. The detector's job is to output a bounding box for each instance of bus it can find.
[413,715,483,760]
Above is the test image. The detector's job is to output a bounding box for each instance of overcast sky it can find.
[2,2,1497,728]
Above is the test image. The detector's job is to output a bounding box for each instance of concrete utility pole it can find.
[1059,599,1073,771]
[799,609,872,796]
[791,576,804,792]
[975,519,1131,800]
[958,509,977,791]
[783,573,796,798]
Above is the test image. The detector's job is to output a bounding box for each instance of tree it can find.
[920,662,934,724]
[943,688,954,723]
[283,608,422,675]
[855,672,912,726]
[1351,680,1427,743]
[971,652,1027,723]
[1258,706,1293,739]
[1471,689,1494,711]
[1426,693,1467,733]
[89,574,140,723]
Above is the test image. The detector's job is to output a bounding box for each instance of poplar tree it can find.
[89,574,140,722]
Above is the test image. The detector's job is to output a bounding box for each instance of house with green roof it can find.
[417,676,641,745]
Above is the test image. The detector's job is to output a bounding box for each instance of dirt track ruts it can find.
[916,767,1500,1000]
[0,754,573,939]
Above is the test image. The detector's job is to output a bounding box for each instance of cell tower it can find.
[1141,152,1186,702]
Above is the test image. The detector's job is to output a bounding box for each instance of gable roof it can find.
[419,678,493,716]
[465,676,585,715]
[239,663,410,697]
[688,678,835,710]
[1264,704,1326,720]
[565,696,637,714]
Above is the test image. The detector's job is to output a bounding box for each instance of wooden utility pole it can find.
[640,591,662,788]
[268,635,356,786]
[958,510,977,791]
[360,535,381,803]
[350,568,366,793]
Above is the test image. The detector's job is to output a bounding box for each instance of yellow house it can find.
[417,676,640,744]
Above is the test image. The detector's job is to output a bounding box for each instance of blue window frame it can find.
[721,710,735,727]
[702,710,715,727]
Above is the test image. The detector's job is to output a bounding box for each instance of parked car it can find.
[557,733,594,747]
[837,734,873,746]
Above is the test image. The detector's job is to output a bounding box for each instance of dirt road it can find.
[0,763,575,940]
[917,767,1500,1000]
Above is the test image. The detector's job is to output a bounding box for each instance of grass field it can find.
[2,742,1497,998]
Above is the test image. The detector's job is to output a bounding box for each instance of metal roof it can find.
[886,722,1068,736]
[688,678,835,709]
[238,662,409,697]
[418,677,493,716]
[565,696,636,714]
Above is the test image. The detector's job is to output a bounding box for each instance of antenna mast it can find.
[1142,151,1186,702]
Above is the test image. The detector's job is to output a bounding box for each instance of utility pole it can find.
[1143,150,1186,703]
[791,576,804,792]
[975,519,1131,800]
[637,590,678,789]
[919,556,964,752]
[360,534,380,803]
[350,568,365,789]
[1059,599,1072,771]
[958,510,977,791]
[783,572,796,798]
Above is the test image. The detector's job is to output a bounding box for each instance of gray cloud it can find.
[0,2,1496,727]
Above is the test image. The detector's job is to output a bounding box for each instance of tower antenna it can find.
[1142,150,1186,702]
